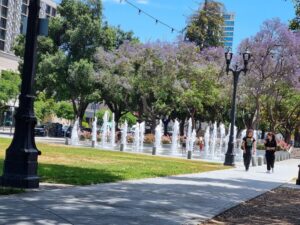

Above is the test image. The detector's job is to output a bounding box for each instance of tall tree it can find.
[14,0,103,125]
[0,71,21,118]
[261,83,300,143]
[185,0,224,49]
[290,0,300,30]
[238,18,300,129]
[94,44,137,127]
[0,70,20,106]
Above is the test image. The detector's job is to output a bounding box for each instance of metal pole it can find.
[9,107,14,135]
[224,70,240,166]
[1,0,41,188]
[3,112,6,131]
[296,165,300,185]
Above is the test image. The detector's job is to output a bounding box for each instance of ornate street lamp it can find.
[224,49,251,166]
[1,0,41,188]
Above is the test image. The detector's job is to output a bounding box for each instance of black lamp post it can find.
[224,49,251,166]
[1,0,41,188]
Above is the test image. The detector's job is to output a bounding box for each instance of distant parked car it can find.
[66,126,73,138]
[47,123,64,137]
[34,125,47,137]
[4,120,12,126]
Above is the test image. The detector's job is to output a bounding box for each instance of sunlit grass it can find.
[0,138,226,185]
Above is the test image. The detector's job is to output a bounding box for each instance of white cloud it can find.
[136,0,149,4]
[103,0,149,5]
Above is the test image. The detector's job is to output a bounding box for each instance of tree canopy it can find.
[0,70,21,109]
[185,0,224,49]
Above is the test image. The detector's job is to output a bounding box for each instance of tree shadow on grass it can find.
[0,158,123,186]
[38,163,123,185]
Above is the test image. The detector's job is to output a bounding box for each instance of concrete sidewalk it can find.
[0,159,299,225]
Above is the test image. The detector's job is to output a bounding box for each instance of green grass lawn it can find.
[0,138,226,186]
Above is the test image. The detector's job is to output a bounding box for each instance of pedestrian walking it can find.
[241,129,256,171]
[265,132,277,173]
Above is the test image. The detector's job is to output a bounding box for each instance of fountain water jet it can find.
[190,129,196,151]
[186,118,192,152]
[139,122,145,150]
[210,122,218,159]
[204,126,210,158]
[154,121,163,149]
[92,117,97,147]
[219,123,226,156]
[171,120,180,154]
[121,120,128,149]
[71,118,80,146]
[110,113,116,147]
[133,123,140,151]
[101,111,109,147]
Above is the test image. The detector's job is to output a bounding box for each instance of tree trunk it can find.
[114,111,121,130]
[162,117,170,136]
[251,97,260,130]
[150,114,156,134]
[114,111,127,130]
[76,102,89,127]
[294,126,300,147]
[285,130,292,144]
[196,120,202,133]
[71,99,78,121]
[189,108,196,129]
[179,118,185,136]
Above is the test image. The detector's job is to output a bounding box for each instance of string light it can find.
[121,0,180,34]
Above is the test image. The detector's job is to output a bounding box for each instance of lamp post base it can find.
[224,153,235,166]
[1,175,39,189]
[1,150,39,189]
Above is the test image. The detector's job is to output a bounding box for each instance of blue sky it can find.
[101,0,295,50]
[55,0,296,50]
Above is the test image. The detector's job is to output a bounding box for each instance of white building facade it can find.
[0,0,57,71]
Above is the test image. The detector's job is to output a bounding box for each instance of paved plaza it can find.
[0,159,299,225]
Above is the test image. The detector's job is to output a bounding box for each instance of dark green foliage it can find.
[185,0,224,49]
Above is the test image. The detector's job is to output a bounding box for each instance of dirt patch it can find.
[202,187,300,225]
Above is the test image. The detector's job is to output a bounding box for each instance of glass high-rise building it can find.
[0,0,57,71]
[222,12,235,49]
[200,1,235,49]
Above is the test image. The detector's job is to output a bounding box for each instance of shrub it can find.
[81,121,89,129]
[120,112,137,127]
[256,140,291,151]
[127,135,134,143]
[256,143,265,150]
[97,135,101,142]
[277,140,290,151]
[161,135,171,144]
[179,136,186,144]
[80,131,91,140]
[79,134,85,141]
[144,134,155,144]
